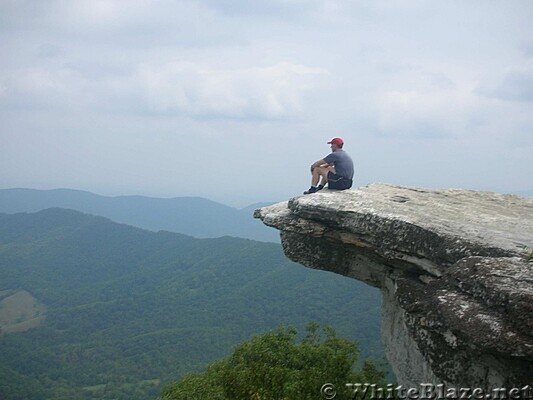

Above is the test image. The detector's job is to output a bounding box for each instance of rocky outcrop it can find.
[254,183,533,389]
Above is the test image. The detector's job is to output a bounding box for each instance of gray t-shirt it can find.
[324,150,354,180]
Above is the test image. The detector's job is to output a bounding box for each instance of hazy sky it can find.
[1,1,532,206]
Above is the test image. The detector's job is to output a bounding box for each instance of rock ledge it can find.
[255,183,533,388]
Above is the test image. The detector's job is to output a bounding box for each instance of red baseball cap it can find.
[327,137,344,146]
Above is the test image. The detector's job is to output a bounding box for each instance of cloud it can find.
[0,59,327,119]
[374,87,475,138]
[0,0,230,50]
[0,66,89,109]
[477,62,533,103]
[198,0,321,18]
[343,65,473,139]
[130,61,328,119]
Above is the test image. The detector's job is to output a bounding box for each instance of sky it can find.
[1,0,532,207]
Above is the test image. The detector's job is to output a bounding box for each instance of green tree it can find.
[162,322,387,400]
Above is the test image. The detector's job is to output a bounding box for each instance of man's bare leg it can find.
[312,166,329,187]
[305,166,336,194]
[316,166,336,187]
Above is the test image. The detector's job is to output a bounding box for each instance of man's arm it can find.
[310,159,329,172]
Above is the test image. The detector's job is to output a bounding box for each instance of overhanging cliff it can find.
[254,183,533,388]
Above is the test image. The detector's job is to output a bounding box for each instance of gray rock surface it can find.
[255,183,533,388]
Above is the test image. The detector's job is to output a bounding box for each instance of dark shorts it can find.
[327,171,352,190]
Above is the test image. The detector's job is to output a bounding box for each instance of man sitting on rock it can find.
[304,137,354,194]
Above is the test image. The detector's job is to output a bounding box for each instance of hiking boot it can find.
[303,186,318,195]
[317,184,325,191]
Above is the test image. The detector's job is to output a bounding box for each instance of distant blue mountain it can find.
[0,188,279,242]
[512,189,533,197]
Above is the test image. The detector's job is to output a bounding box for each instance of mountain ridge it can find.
[0,188,279,242]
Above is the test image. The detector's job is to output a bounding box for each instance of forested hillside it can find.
[0,209,382,400]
